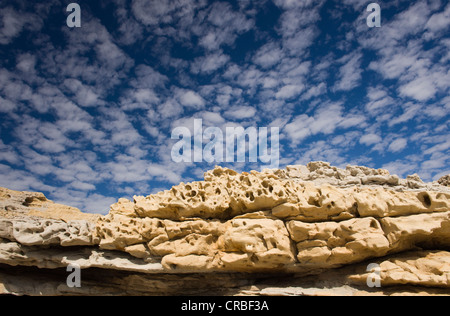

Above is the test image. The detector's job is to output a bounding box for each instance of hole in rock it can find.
[370,219,379,229]
[418,193,432,208]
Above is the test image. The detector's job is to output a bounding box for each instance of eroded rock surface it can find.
[0,162,449,296]
[438,175,450,187]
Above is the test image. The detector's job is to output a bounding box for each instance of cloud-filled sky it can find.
[0,0,449,214]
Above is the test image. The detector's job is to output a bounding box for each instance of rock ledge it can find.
[0,162,449,296]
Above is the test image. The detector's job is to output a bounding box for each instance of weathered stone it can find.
[287,217,391,267]
[438,175,450,187]
[0,161,449,296]
[348,250,450,289]
[0,217,97,247]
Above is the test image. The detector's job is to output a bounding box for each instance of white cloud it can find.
[0,140,20,165]
[131,0,185,26]
[0,96,15,113]
[398,76,437,101]
[16,53,36,74]
[157,99,184,119]
[277,3,323,35]
[283,98,368,150]
[132,65,169,89]
[132,0,253,52]
[388,103,421,127]
[284,102,347,145]
[200,111,226,126]
[147,163,182,183]
[340,0,368,11]
[63,79,103,108]
[425,3,450,35]
[223,106,257,120]
[388,138,408,153]
[301,83,327,100]
[365,86,395,116]
[0,7,43,44]
[273,0,318,10]
[357,2,450,106]
[368,52,417,80]
[190,52,230,74]
[333,52,363,91]
[282,26,318,56]
[253,42,284,69]
[0,163,54,193]
[236,66,263,89]
[382,160,418,178]
[120,88,160,110]
[199,1,254,50]
[113,0,144,45]
[83,194,117,215]
[178,90,206,108]
[338,113,366,129]
[100,108,143,147]
[310,102,344,135]
[262,77,278,89]
[275,84,305,99]
[360,133,382,146]
[105,155,153,183]
[70,181,96,191]
[380,1,431,44]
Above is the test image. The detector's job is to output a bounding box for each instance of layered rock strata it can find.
[0,162,449,296]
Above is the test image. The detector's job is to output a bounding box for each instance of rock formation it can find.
[0,162,449,296]
[438,174,450,187]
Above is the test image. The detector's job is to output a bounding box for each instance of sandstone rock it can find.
[130,166,450,223]
[287,217,391,268]
[0,161,449,296]
[406,174,426,189]
[0,217,97,247]
[0,187,99,223]
[353,189,449,217]
[0,239,162,272]
[284,162,450,192]
[348,250,450,289]
[96,214,296,272]
[438,175,450,187]
[380,211,450,251]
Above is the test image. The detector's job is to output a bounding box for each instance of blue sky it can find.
[0,0,449,214]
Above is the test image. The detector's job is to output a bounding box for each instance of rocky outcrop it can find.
[0,162,449,296]
[439,175,450,187]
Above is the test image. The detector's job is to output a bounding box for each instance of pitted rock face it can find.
[0,162,449,296]
[438,175,450,187]
[96,164,450,275]
[124,165,450,222]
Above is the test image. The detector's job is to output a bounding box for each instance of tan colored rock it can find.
[134,167,290,220]
[0,162,449,296]
[380,211,450,251]
[284,162,450,193]
[0,217,97,247]
[130,166,450,222]
[353,189,449,217]
[438,175,450,187]
[110,198,137,217]
[0,187,100,248]
[96,214,296,272]
[287,217,390,267]
[0,187,99,223]
[217,218,296,271]
[349,250,450,288]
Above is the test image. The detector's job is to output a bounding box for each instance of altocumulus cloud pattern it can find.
[0,0,449,214]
